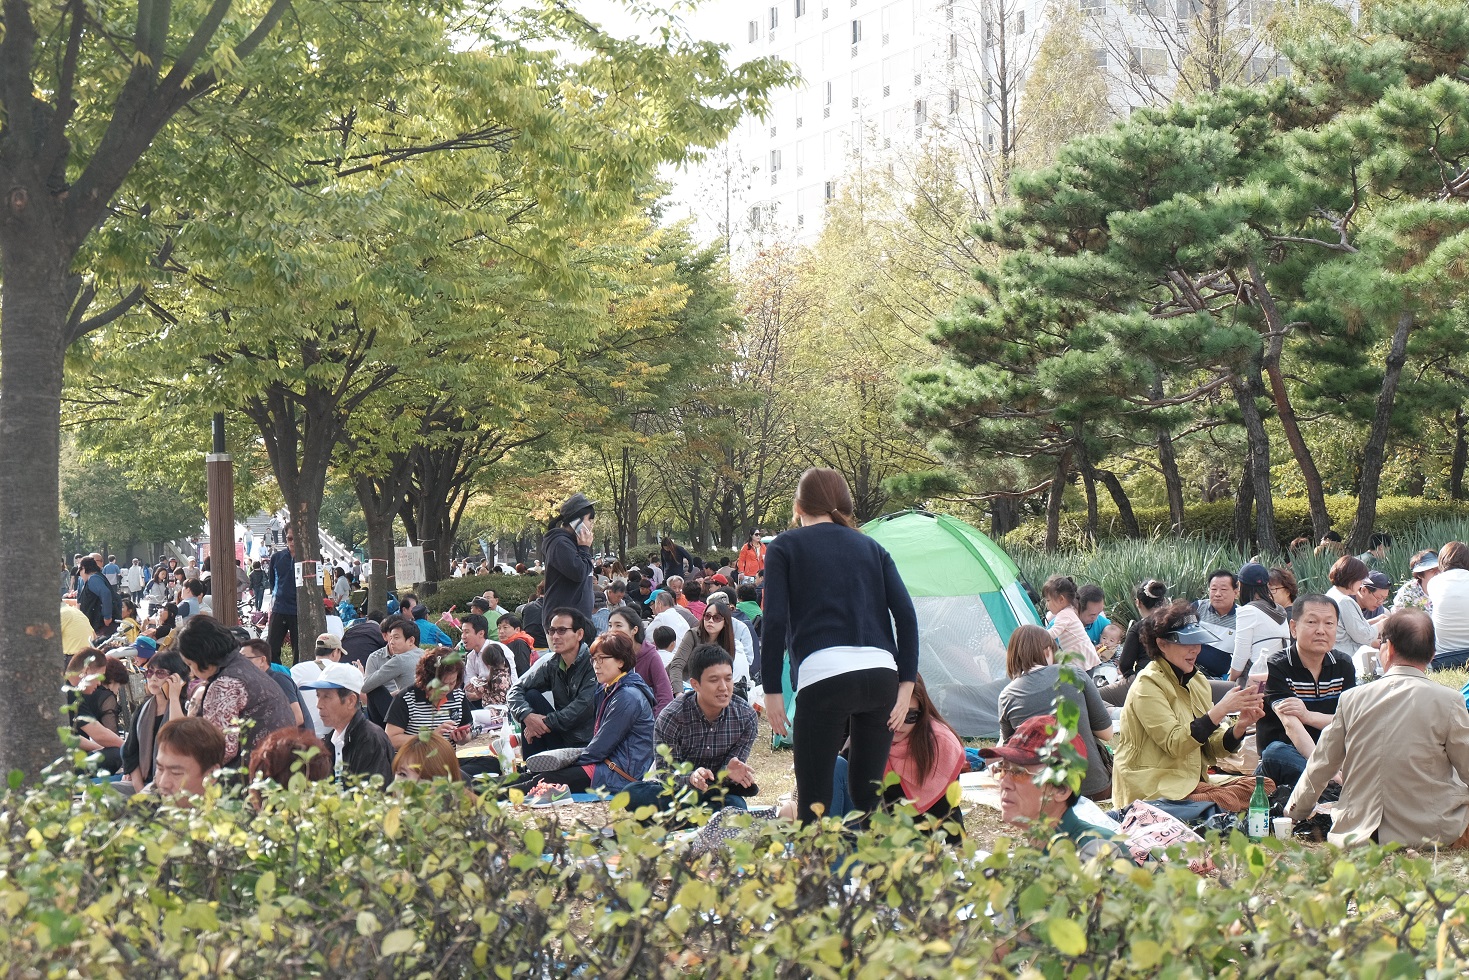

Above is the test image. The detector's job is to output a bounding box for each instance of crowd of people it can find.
[1004,529,1469,852]
[59,488,1469,863]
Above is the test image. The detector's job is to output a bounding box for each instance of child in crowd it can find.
[653,625,678,668]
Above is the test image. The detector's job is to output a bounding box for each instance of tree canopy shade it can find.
[904,1,1469,553]
[0,0,792,776]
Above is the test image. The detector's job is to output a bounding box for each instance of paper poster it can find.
[294,561,324,587]
[394,546,426,586]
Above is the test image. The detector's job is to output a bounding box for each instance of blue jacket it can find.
[414,617,453,648]
[577,670,656,792]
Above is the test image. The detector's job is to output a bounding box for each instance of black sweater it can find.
[759,523,920,694]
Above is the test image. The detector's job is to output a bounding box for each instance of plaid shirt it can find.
[655,691,758,786]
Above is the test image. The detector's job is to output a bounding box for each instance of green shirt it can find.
[1053,808,1132,865]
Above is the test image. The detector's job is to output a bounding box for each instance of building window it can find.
[851,19,862,43]
[825,180,835,200]
[825,80,833,105]
[770,6,779,29]
[770,149,782,171]
[748,20,759,42]
[796,116,804,128]
[796,0,807,16]
[913,99,926,127]
[1092,49,1108,67]
[1128,0,1159,13]
[883,84,891,97]
[1079,0,1104,10]
[797,214,806,228]
[950,33,960,58]
[748,206,764,230]
[948,88,959,113]
[1129,46,1166,74]
[1016,10,1025,34]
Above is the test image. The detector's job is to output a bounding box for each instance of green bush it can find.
[1003,495,1469,551]
[420,573,539,615]
[5,764,1469,977]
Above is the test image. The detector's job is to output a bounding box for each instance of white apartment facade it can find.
[699,0,1353,251]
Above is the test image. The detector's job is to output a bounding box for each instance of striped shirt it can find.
[384,686,466,736]
[1256,644,1357,754]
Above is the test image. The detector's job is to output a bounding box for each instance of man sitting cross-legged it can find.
[1254,594,1357,795]
[623,643,759,816]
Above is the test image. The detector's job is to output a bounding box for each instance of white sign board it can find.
[294,561,324,588]
[394,546,426,587]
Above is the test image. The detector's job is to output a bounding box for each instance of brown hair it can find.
[1328,555,1370,590]
[1041,575,1079,613]
[693,599,737,660]
[414,646,464,695]
[903,675,963,786]
[1440,542,1469,572]
[66,647,108,678]
[590,632,638,673]
[1005,624,1055,679]
[392,734,462,781]
[156,717,227,773]
[1409,550,1438,582]
[248,728,331,786]
[1138,601,1201,660]
[1268,566,1298,603]
[794,467,856,529]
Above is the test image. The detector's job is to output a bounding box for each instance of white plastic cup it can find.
[1273,817,1293,841]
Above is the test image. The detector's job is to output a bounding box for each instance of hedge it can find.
[1002,495,1469,551]
[7,757,1469,977]
[419,573,540,615]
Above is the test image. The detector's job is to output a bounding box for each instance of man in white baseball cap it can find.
[299,662,393,785]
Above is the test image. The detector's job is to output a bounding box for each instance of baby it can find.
[1096,622,1125,661]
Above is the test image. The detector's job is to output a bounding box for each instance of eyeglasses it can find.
[546,626,576,636]
[991,761,1042,779]
[591,655,617,663]
[903,709,921,725]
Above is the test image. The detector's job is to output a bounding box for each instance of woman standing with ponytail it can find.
[762,468,919,827]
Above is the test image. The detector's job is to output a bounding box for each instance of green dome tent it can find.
[864,510,1042,738]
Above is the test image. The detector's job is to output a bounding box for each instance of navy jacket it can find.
[759,523,920,693]
[577,670,656,792]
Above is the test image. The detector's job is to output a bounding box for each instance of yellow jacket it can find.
[1112,658,1232,806]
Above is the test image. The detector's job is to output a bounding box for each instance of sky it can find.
[560,0,741,239]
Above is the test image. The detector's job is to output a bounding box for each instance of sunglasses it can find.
[903,708,921,725]
[545,626,576,636]
[703,611,725,621]
[144,668,174,680]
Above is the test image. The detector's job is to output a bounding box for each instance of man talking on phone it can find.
[1255,594,1357,795]
[541,493,597,620]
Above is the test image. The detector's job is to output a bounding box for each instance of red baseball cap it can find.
[711,574,729,585]
[979,714,1088,769]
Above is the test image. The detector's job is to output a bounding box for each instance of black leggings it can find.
[793,667,898,826]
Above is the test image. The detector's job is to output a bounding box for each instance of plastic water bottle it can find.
[1247,774,1270,840]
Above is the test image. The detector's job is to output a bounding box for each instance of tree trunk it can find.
[1250,259,1330,538]
[1348,312,1415,554]
[1097,470,1141,537]
[1231,371,1277,555]
[1451,407,1468,501]
[1233,455,1255,552]
[1079,464,1099,546]
[353,465,410,617]
[0,243,70,776]
[990,496,1022,538]
[1152,378,1186,532]
[1045,451,1071,552]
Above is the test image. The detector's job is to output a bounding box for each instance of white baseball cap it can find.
[297,661,364,694]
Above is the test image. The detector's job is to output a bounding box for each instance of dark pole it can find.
[206,413,239,626]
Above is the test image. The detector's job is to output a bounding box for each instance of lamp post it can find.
[206,413,238,626]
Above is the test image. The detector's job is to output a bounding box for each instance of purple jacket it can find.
[635,640,675,716]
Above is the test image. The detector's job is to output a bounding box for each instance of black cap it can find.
[558,493,596,522]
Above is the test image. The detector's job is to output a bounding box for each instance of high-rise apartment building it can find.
[690,0,1353,251]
